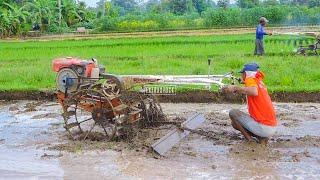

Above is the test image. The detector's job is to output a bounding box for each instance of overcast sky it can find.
[83,0,99,7]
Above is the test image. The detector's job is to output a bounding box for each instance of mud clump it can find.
[12,101,46,113]
[271,135,320,148]
[49,141,118,153]
[49,124,173,155]
[24,107,37,112]
[9,106,19,111]
[24,101,44,109]
[31,113,60,119]
[41,153,63,160]
[229,142,283,162]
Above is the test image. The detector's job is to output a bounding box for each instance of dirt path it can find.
[0,101,320,179]
[3,25,320,42]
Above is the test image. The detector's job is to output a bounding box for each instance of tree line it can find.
[1,0,320,37]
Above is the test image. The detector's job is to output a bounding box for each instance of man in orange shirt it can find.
[222,63,277,145]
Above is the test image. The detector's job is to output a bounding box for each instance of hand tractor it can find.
[296,33,320,55]
[272,31,320,56]
[52,57,238,145]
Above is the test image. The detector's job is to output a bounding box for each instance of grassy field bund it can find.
[0,33,319,93]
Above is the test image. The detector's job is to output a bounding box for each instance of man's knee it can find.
[231,120,238,130]
[229,109,241,119]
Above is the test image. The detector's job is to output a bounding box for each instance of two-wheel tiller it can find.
[52,57,238,151]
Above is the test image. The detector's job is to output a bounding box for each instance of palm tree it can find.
[61,0,82,26]
[58,0,62,27]
[76,1,85,21]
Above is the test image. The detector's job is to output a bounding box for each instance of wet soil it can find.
[159,91,320,103]
[0,91,55,101]
[0,101,320,179]
[1,90,320,103]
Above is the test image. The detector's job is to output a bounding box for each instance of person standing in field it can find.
[222,63,277,145]
[254,17,272,56]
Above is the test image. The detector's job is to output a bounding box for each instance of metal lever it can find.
[208,58,212,78]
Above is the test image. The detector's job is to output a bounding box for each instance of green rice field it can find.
[0,33,319,92]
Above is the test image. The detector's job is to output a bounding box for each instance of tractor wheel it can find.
[62,89,118,141]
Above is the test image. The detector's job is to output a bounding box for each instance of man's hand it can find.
[268,32,273,36]
[221,85,239,94]
[221,85,258,96]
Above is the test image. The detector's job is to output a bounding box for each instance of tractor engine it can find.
[52,57,105,93]
[52,57,164,141]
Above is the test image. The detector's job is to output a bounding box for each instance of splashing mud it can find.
[0,101,320,179]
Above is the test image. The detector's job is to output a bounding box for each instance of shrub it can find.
[193,18,204,27]
[142,20,160,29]
[97,16,118,31]
[168,19,187,28]
[96,6,320,32]
[48,23,71,33]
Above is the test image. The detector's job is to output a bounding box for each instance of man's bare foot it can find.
[247,138,254,143]
[246,139,258,145]
[258,137,269,146]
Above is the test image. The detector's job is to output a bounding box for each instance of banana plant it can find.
[61,0,82,26]
[0,10,11,37]
[25,0,55,32]
[2,2,30,37]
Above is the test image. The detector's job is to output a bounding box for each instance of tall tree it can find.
[263,0,279,5]
[2,2,29,36]
[61,0,82,26]
[217,0,229,9]
[58,0,62,26]
[291,0,308,5]
[145,0,163,13]
[308,0,320,7]
[96,0,105,18]
[279,0,291,5]
[26,0,54,32]
[105,1,119,17]
[168,0,188,15]
[77,1,95,23]
[0,8,11,37]
[111,0,137,15]
[192,0,207,14]
[236,0,259,8]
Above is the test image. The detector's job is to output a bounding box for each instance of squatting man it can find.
[222,63,277,145]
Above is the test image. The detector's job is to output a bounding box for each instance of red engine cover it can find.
[52,57,84,72]
[52,57,95,77]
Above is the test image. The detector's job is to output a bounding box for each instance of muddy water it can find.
[0,101,320,179]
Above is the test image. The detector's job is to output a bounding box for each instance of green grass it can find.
[0,33,319,92]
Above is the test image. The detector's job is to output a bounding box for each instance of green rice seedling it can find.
[0,34,319,93]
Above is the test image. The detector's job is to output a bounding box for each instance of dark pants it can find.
[254,39,264,56]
